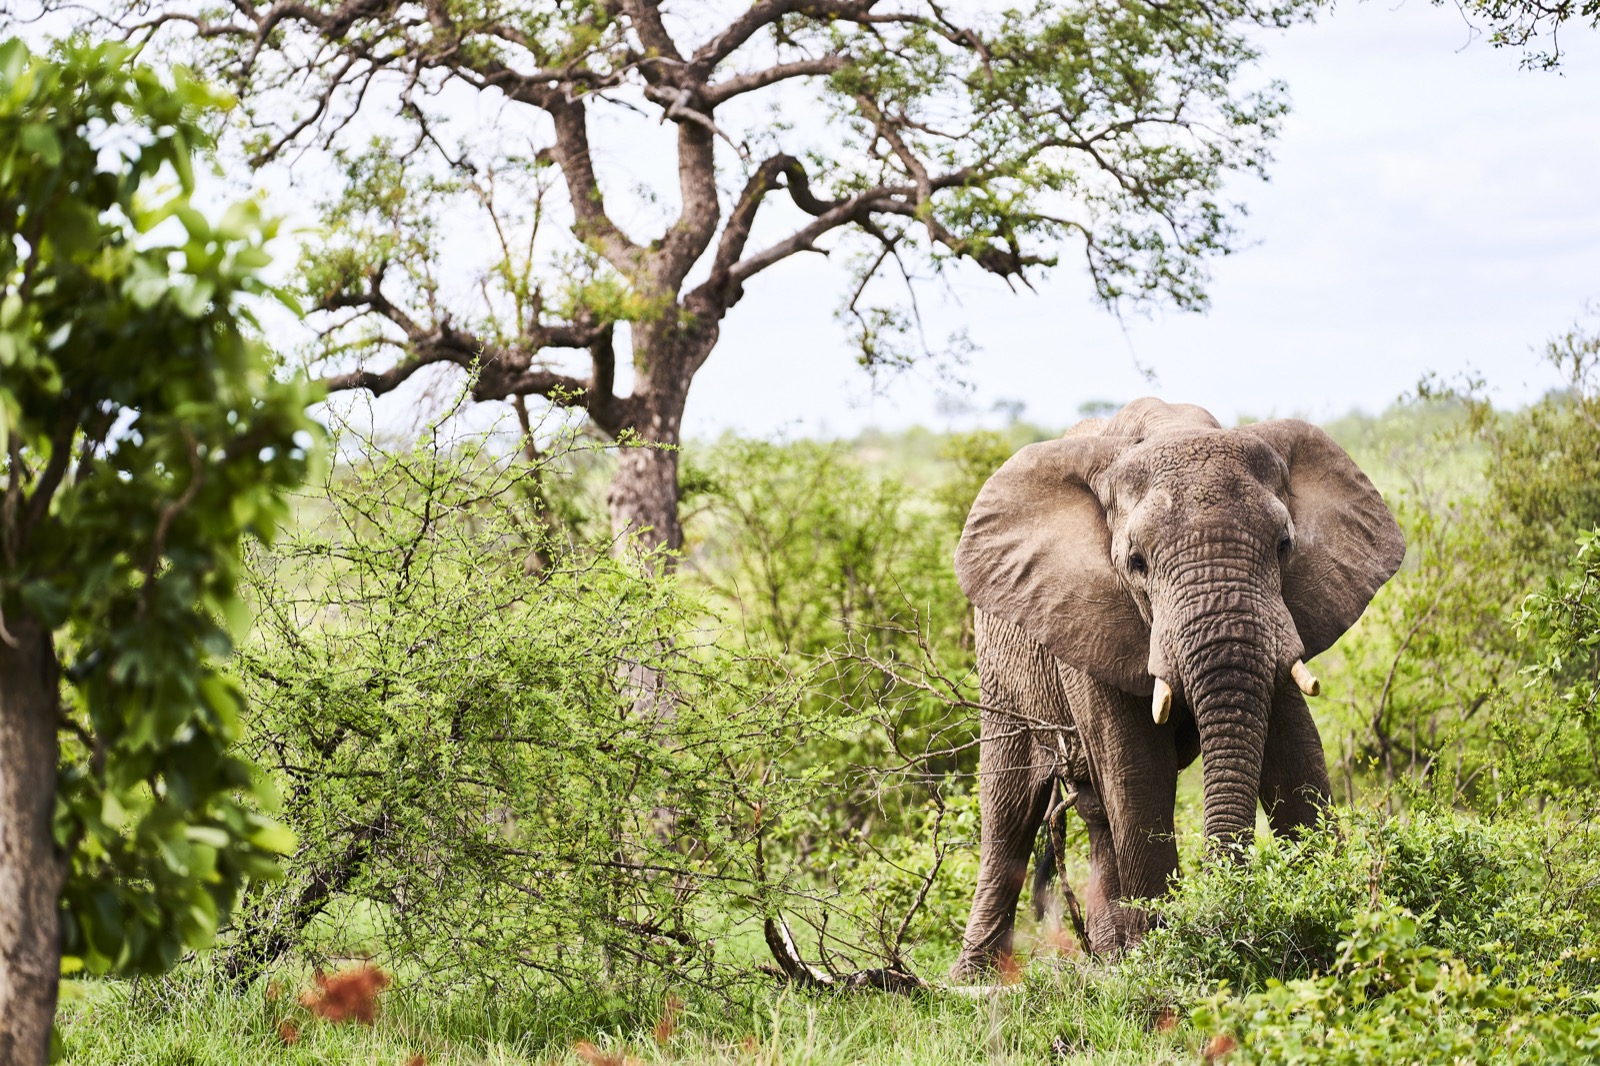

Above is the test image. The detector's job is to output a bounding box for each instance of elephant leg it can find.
[1062,672,1179,948]
[1073,782,1124,953]
[950,725,1054,978]
[1259,685,1332,838]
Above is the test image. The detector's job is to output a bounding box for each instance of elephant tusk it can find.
[1152,677,1173,725]
[1290,660,1321,697]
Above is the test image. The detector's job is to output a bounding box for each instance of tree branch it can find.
[318,275,617,422]
[546,98,646,276]
[702,56,850,106]
[691,0,879,72]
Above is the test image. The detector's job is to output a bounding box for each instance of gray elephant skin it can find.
[949,398,1405,977]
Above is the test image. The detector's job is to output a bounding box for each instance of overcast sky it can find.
[680,0,1600,437]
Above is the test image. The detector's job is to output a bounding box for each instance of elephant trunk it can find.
[1184,626,1274,845]
[1153,545,1285,847]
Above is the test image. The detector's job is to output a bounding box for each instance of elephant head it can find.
[955,399,1404,843]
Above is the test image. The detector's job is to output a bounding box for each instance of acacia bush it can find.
[220,411,997,998]
[225,416,816,992]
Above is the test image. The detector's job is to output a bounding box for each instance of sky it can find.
[679,0,1600,437]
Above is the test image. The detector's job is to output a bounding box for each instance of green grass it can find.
[57,961,1208,1065]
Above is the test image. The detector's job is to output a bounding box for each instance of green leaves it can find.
[0,37,319,979]
[818,0,1311,319]
[1133,806,1600,1000]
[1191,905,1600,1064]
[225,420,827,989]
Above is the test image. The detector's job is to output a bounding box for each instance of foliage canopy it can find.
[61,0,1321,550]
[0,32,314,1007]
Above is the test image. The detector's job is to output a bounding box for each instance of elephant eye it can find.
[1278,533,1293,556]
[1129,551,1147,574]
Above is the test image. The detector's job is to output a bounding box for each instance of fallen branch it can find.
[761,915,928,995]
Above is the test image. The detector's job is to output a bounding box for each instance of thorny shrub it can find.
[221,411,964,998]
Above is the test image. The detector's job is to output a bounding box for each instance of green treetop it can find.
[81,0,1314,556]
[0,38,317,1064]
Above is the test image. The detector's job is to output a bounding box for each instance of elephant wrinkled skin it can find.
[949,398,1405,977]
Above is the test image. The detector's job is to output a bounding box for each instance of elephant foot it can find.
[948,949,1025,985]
[947,953,992,983]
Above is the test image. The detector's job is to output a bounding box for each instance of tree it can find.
[0,39,315,1062]
[1445,0,1600,68]
[1316,321,1600,803]
[83,0,1310,556]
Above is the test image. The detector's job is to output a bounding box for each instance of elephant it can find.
[948,397,1405,977]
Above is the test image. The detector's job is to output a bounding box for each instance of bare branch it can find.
[702,56,849,106]
[546,98,646,276]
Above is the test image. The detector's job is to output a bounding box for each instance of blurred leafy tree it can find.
[1322,320,1600,804]
[1497,528,1600,794]
[685,438,973,793]
[681,435,1036,965]
[1447,0,1600,69]
[75,0,1316,555]
[1320,497,1521,801]
[0,38,315,1063]
[1481,324,1600,572]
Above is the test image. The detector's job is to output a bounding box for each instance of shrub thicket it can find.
[227,415,823,993]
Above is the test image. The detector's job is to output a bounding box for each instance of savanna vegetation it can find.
[43,324,1600,1064]
[3,9,1600,1066]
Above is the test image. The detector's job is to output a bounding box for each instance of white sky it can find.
[681,0,1600,436]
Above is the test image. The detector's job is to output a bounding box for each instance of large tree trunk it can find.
[605,325,709,561]
[0,611,66,1066]
[609,436,683,557]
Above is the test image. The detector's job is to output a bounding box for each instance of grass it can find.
[56,958,1211,1065]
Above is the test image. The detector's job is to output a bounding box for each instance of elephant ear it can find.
[955,437,1153,694]
[1242,420,1406,659]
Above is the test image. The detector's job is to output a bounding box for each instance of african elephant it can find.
[948,398,1404,976]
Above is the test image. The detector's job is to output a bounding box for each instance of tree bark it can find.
[605,322,715,561]
[609,433,684,557]
[0,611,66,1066]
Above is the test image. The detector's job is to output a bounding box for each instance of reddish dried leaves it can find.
[652,994,684,1045]
[297,964,392,1024]
[573,1040,642,1066]
[996,952,1025,986]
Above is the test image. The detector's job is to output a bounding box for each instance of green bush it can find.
[225,417,845,994]
[1191,907,1600,1064]
[1132,806,1600,997]
[1500,528,1600,793]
